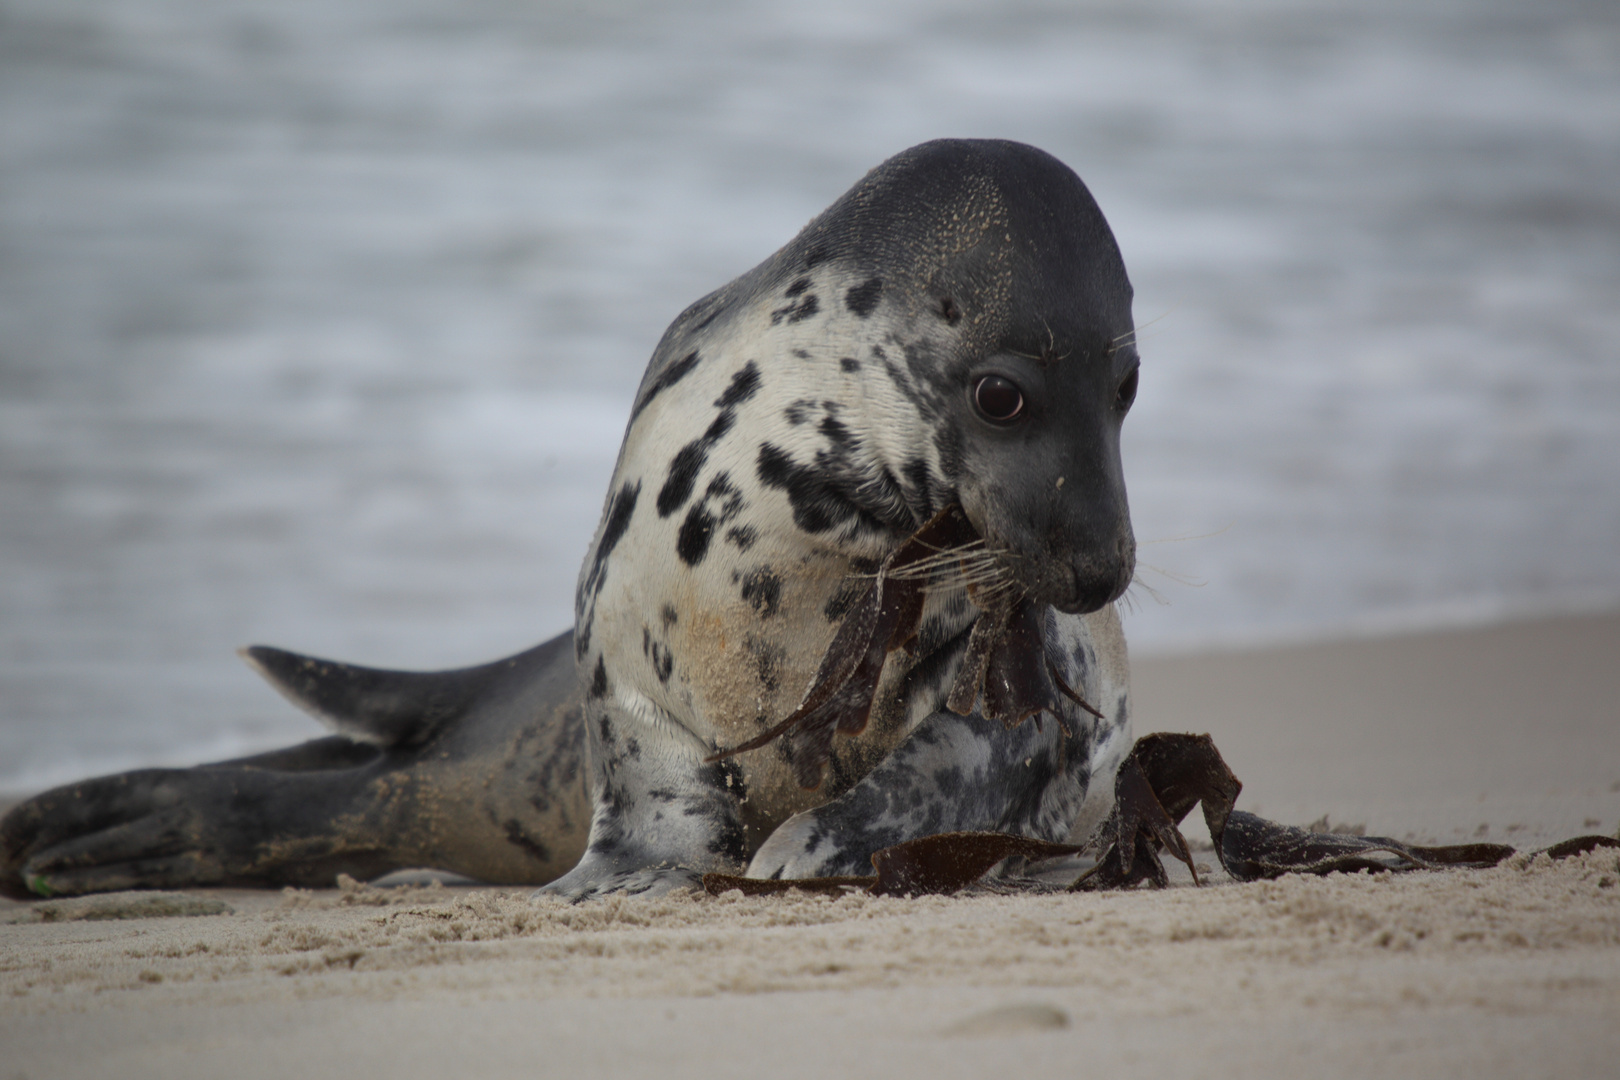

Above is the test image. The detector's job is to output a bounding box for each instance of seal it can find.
[1,138,1141,900]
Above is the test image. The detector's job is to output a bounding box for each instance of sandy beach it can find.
[3,608,1616,1079]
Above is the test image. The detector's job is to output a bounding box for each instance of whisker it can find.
[970,579,1023,605]
[907,536,987,556]
[1123,576,1170,607]
[1112,306,1175,345]
[1134,561,1205,589]
[894,548,990,572]
[878,544,1018,583]
[1137,523,1232,546]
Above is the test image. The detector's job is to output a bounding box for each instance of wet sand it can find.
[3,609,1617,1079]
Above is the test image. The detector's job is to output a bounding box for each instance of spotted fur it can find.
[546,138,1140,899]
[0,139,1142,902]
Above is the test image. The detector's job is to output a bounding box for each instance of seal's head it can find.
[615,138,1136,638]
[782,139,1139,613]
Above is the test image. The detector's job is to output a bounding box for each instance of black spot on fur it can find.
[740,567,782,618]
[784,399,814,426]
[661,603,678,628]
[699,791,750,860]
[641,629,674,684]
[771,289,820,325]
[657,443,706,518]
[938,296,960,325]
[584,480,640,599]
[716,362,761,409]
[654,364,758,518]
[677,505,716,566]
[590,657,609,699]
[675,472,747,568]
[598,482,638,554]
[845,277,883,317]
[703,409,737,444]
[757,443,833,532]
[840,356,861,373]
[792,349,810,360]
[756,442,890,535]
[704,472,745,521]
[818,412,852,448]
[727,525,758,550]
[502,820,551,863]
[629,349,700,423]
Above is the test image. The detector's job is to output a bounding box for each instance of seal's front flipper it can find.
[540,864,707,901]
[747,702,1089,882]
[240,641,564,749]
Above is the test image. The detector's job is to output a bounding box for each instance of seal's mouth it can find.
[1042,551,1136,615]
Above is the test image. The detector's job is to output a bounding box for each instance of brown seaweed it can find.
[708,505,974,786]
[1072,732,1241,890]
[943,594,1105,727]
[867,831,1085,897]
[1077,732,1602,887]
[964,599,1061,727]
[703,731,1619,900]
[1215,812,1518,880]
[711,504,1103,786]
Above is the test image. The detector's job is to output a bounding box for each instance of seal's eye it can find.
[1117,367,1139,411]
[973,375,1025,423]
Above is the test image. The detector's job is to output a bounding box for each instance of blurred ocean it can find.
[2,0,1617,794]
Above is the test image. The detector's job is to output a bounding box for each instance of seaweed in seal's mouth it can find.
[709,504,1102,788]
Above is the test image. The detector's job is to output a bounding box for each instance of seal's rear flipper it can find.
[240,633,575,749]
[2,631,585,899]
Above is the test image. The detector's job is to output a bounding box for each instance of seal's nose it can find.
[1050,533,1135,614]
